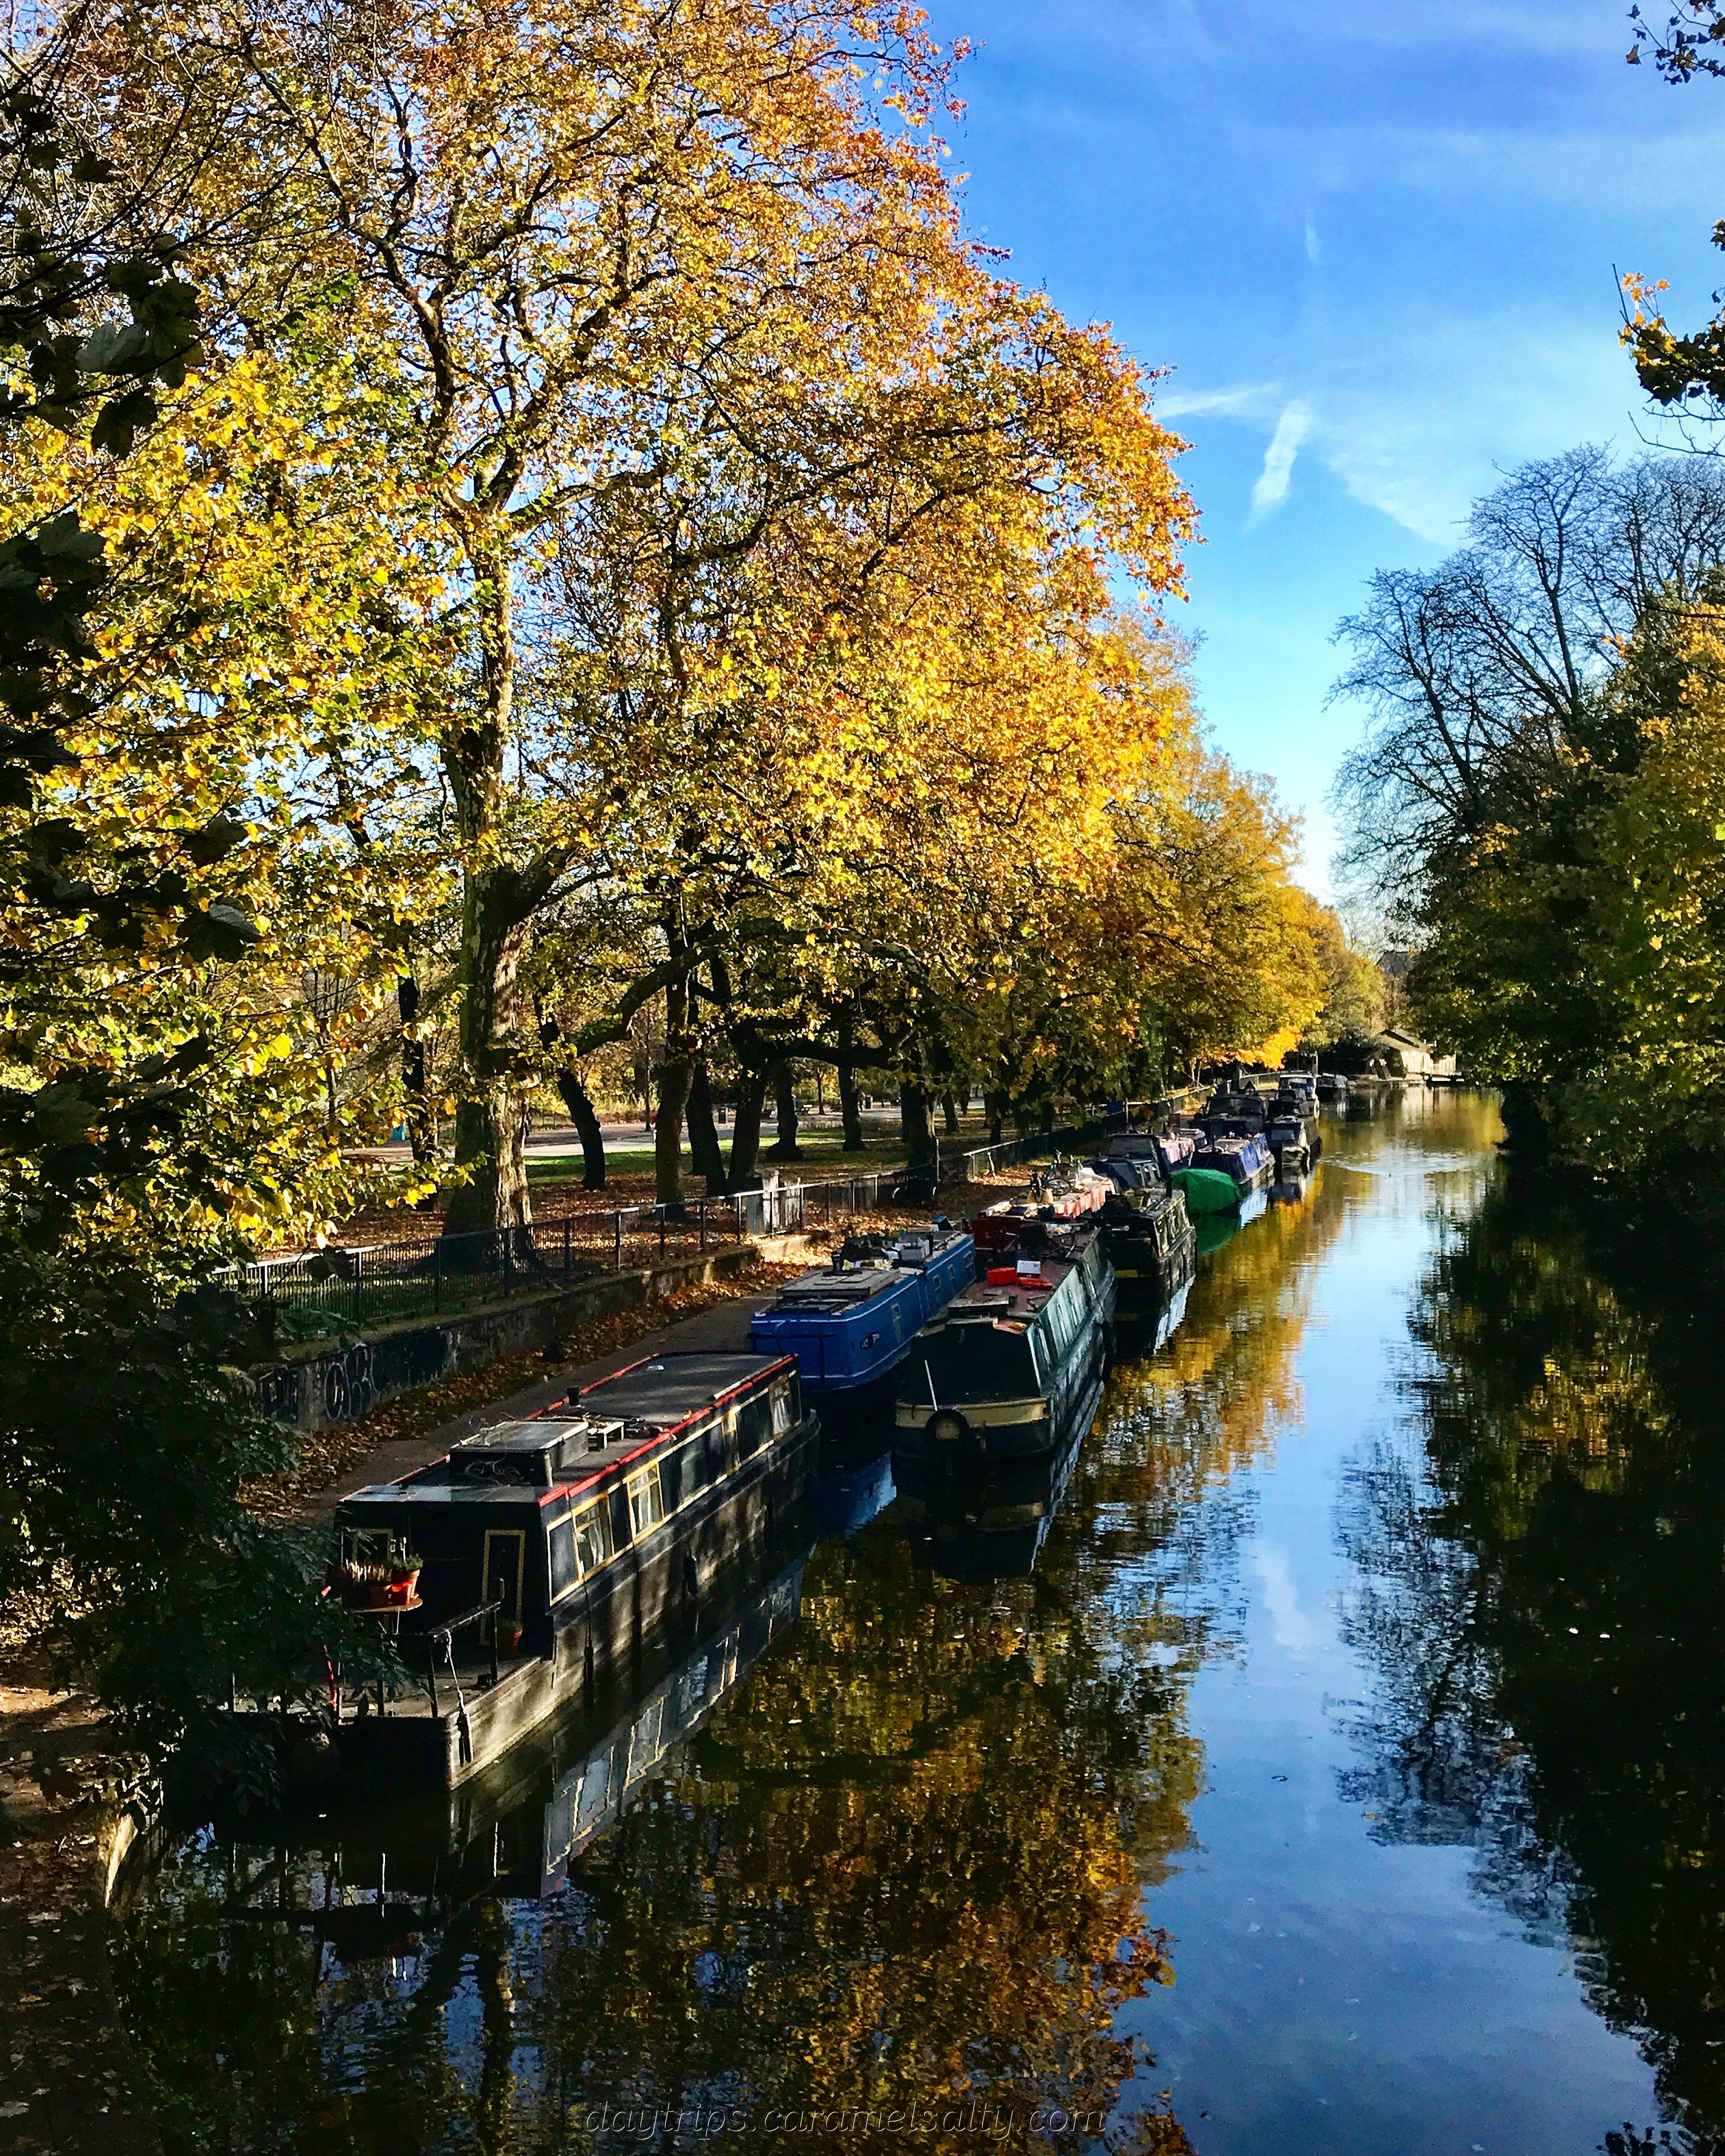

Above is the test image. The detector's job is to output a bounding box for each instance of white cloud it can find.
[1154,314,1634,545]
[1254,1547,1324,1651]
[1157,381,1282,422]
[1249,401,1313,524]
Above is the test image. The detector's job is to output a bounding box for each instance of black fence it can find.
[945,1111,1129,1186]
[232,1166,926,1343]
[233,1116,1137,1345]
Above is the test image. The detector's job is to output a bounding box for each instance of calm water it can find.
[115,1093,1725,2155]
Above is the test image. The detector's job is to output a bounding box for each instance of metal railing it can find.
[234,1117,1140,1345]
[946,1109,1129,1186]
[234,1166,934,1343]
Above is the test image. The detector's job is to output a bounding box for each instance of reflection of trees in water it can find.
[1336,1181,1725,2149]
[119,1103,1506,2155]
[1086,1153,1355,1677]
[116,1452,1222,2154]
[523,1524,1204,2153]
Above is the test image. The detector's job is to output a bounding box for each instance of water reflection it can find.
[1337,1178,1725,2149]
[117,1409,1226,2156]
[111,1097,1725,2156]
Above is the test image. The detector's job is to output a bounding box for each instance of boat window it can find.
[576,1756,611,1833]
[736,1391,772,1460]
[659,1431,698,1518]
[571,1498,613,1577]
[548,1514,578,1599]
[627,1465,667,1537]
[913,1324,1039,1405]
[770,1377,796,1435]
[705,1421,733,1481]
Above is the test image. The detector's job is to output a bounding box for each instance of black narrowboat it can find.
[331,1351,817,1786]
[1099,1182,1196,1316]
[892,1215,1115,1473]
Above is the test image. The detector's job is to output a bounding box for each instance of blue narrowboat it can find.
[748,1223,975,1397]
[1189,1129,1274,1195]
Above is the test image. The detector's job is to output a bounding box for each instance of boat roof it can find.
[764,1265,922,1308]
[576,1349,786,1421]
[339,1351,792,1515]
[942,1257,1076,1323]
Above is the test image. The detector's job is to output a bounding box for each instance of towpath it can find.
[295,1270,788,1519]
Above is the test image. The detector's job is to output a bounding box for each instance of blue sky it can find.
[926,0,1725,888]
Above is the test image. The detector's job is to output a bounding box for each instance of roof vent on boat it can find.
[561,1417,626,1460]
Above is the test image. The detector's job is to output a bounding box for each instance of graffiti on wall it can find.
[253,1324,454,1430]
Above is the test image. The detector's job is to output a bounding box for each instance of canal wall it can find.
[249,1237,821,1434]
[0,1701,165,2153]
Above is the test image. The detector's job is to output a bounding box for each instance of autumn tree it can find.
[1332,447,1725,1190]
[1297,899,1384,1056]
[1625,2,1725,420]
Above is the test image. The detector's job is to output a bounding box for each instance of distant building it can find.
[1380,1026,1457,1079]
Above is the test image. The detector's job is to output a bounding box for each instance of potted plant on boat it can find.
[327,1531,422,1611]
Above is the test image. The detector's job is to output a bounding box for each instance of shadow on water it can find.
[1335,1171,1725,2156]
[108,1094,1725,2156]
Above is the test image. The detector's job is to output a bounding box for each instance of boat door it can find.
[483,1528,526,1623]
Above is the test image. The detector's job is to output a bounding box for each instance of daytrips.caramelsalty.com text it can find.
[581,2100,1109,2141]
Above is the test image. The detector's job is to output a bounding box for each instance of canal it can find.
[112,1092,1724,2155]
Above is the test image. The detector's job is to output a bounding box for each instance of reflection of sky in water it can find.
[1119,1092,1661,2156]
[118,1091,1716,2156]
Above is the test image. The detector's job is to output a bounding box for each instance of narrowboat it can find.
[747,1222,975,1400]
[330,1350,817,1786]
[1265,1101,1322,1175]
[1188,1128,1274,1195]
[1095,1128,1195,1185]
[896,1364,1101,1580]
[208,1555,812,1923]
[1099,1182,1196,1315]
[1277,1072,1320,1116]
[1315,1071,1350,1103]
[1201,1087,1268,1133]
[1034,1158,1113,1217]
[892,1215,1115,1472]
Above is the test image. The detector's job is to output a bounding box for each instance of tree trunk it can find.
[837,1018,866,1151]
[441,543,532,1252]
[941,1091,960,1135]
[687,1061,728,1193]
[554,1069,606,1189]
[654,973,694,1207]
[727,1067,768,1190]
[900,1081,937,1173]
[766,1059,800,1161]
[986,1091,1005,1144]
[441,876,533,1251]
[397,975,437,1170]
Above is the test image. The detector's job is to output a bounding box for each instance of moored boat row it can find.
[321,1082,1325,1790]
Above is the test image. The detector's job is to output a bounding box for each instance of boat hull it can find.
[891,1271,1115,1473]
[341,1411,820,1788]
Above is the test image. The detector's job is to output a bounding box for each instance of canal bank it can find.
[99,1094,1725,2156]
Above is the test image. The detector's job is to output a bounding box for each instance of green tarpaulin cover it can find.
[1171,1166,1244,1215]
